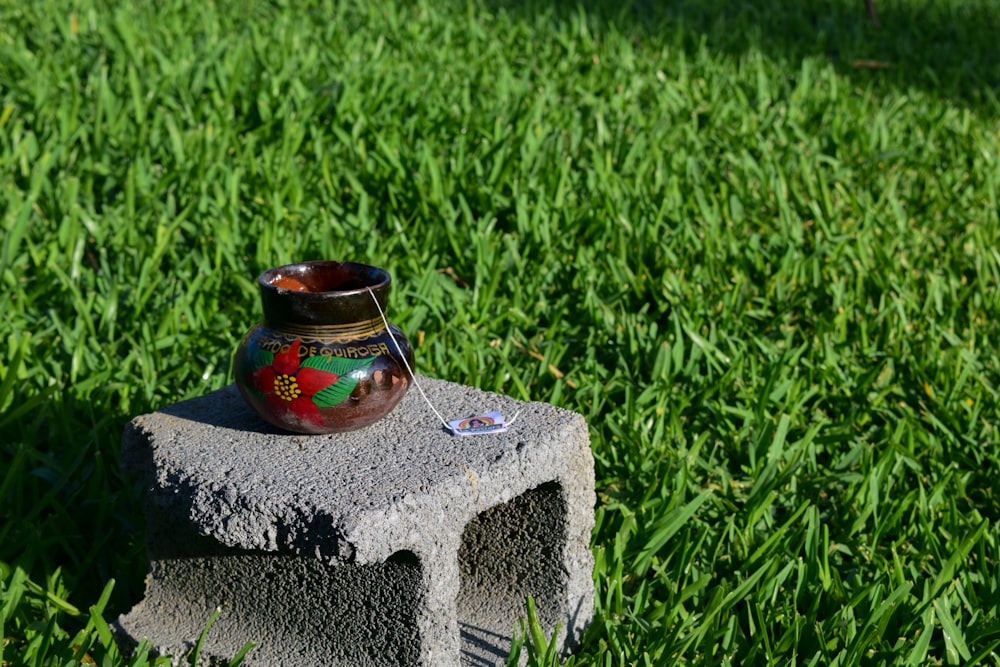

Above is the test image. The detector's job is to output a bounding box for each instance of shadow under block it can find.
[114,377,595,666]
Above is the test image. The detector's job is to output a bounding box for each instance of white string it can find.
[367,287,453,432]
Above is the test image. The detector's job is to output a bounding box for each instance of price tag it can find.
[448,411,508,436]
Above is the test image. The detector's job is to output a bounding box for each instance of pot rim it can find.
[258,260,391,297]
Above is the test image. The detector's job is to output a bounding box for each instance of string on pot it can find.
[367,287,520,434]
[367,287,453,431]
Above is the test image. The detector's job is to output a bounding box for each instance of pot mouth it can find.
[259,261,390,295]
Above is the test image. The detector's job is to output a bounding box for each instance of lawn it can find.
[2,0,999,664]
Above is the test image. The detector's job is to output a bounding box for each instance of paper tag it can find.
[448,411,508,436]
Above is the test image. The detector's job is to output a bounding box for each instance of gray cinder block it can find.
[114,377,595,666]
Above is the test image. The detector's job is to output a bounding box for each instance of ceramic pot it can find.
[233,260,413,434]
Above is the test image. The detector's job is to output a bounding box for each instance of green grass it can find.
[2,0,1000,664]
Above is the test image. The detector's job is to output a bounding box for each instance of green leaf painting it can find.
[250,347,274,370]
[304,356,377,408]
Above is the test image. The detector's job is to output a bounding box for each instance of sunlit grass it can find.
[2,0,999,664]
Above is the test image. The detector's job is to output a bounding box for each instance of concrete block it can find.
[114,377,595,666]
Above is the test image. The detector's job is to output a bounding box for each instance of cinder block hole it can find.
[133,512,425,665]
[207,549,424,665]
[457,481,567,664]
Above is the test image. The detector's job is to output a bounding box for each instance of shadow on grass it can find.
[483,0,1000,109]
[0,393,150,619]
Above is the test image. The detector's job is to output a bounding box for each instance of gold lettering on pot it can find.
[256,337,391,359]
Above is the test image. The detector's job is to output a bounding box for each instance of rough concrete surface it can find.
[115,376,595,666]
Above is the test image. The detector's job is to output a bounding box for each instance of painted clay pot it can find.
[233,260,413,434]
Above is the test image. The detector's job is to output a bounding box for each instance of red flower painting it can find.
[251,340,340,426]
